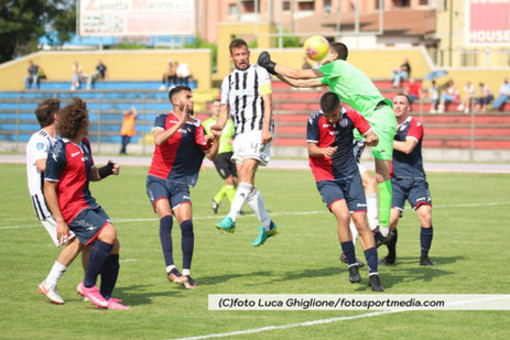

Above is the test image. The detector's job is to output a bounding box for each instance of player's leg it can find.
[250,186,278,246]
[369,106,397,238]
[416,204,434,266]
[146,176,186,284]
[359,166,379,231]
[174,202,197,289]
[409,180,435,266]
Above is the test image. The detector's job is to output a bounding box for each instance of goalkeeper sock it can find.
[378,180,392,236]
[213,185,227,205]
[225,184,236,204]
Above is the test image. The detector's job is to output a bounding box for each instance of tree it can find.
[0,0,76,63]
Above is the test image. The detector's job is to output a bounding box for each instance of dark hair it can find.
[331,42,348,61]
[320,92,340,113]
[57,97,89,139]
[35,99,60,128]
[168,85,192,103]
[396,93,411,105]
[229,39,248,55]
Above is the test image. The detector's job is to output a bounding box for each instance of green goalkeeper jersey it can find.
[202,117,235,154]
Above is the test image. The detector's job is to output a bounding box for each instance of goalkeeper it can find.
[258,42,397,241]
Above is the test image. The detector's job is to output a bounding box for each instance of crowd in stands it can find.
[24,58,192,92]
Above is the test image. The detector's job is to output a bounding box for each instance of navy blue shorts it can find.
[214,152,237,179]
[391,177,432,211]
[316,175,367,213]
[68,206,111,246]
[146,175,191,211]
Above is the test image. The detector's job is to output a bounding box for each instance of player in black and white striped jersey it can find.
[212,39,278,246]
[26,99,88,304]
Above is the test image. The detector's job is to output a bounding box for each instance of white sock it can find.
[182,269,190,276]
[379,226,390,237]
[227,182,252,221]
[366,193,379,231]
[45,261,67,288]
[349,221,359,245]
[247,188,271,229]
[166,265,176,274]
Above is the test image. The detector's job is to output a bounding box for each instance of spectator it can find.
[392,57,411,88]
[437,79,458,113]
[405,78,421,103]
[119,106,138,155]
[176,62,191,86]
[475,83,494,113]
[428,80,439,113]
[457,81,475,114]
[87,59,108,90]
[71,61,83,91]
[492,78,510,111]
[160,59,176,90]
[25,60,41,90]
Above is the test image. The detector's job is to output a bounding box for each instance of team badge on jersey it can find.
[339,117,349,128]
[36,142,45,150]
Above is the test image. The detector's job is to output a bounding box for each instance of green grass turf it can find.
[0,163,509,339]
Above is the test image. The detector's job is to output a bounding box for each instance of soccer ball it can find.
[303,35,330,62]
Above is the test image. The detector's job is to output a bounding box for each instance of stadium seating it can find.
[1,79,509,152]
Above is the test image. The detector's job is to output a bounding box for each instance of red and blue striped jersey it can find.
[307,107,371,182]
[148,112,211,186]
[45,138,99,223]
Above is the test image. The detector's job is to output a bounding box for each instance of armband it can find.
[98,161,115,179]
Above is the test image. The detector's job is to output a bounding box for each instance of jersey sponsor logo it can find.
[329,130,339,135]
[231,88,255,96]
[36,142,45,150]
[322,124,330,128]
[71,151,81,158]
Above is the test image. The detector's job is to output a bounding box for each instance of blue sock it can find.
[159,215,174,267]
[180,220,194,271]
[340,241,356,266]
[84,240,113,288]
[388,229,398,260]
[100,254,119,300]
[420,226,433,258]
[364,247,378,275]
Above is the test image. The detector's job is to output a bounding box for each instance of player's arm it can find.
[261,92,273,144]
[90,161,120,181]
[44,180,70,245]
[276,74,323,88]
[349,109,379,146]
[153,107,190,145]
[212,103,229,133]
[258,51,324,80]
[204,134,220,161]
[35,158,47,172]
[308,142,338,158]
[393,138,418,154]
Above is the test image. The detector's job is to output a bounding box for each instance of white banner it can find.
[78,0,195,37]
[209,294,510,311]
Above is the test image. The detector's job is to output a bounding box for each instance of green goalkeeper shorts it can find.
[366,105,397,161]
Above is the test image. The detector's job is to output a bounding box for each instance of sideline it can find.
[1,154,509,173]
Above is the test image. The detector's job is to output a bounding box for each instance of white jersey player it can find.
[27,99,86,305]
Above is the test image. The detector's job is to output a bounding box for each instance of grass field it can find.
[1,163,509,339]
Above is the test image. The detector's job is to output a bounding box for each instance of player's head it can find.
[210,99,221,118]
[392,93,411,120]
[57,97,89,140]
[35,99,60,128]
[326,42,348,62]
[320,92,342,124]
[169,85,194,115]
[229,39,250,71]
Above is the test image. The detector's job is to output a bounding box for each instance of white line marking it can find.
[2,201,510,230]
[168,310,404,340]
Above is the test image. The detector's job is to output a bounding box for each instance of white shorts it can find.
[41,216,76,247]
[231,130,272,166]
[357,163,368,175]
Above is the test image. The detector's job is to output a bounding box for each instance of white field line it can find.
[168,309,405,340]
[169,295,509,340]
[1,201,510,230]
